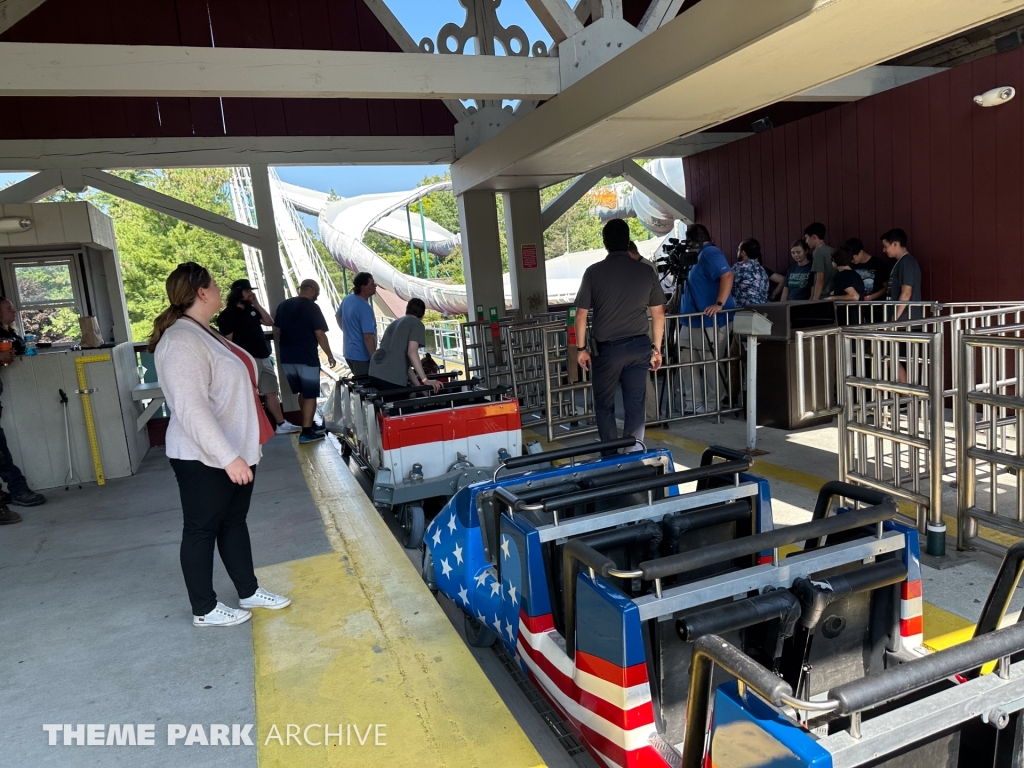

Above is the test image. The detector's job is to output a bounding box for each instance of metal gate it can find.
[837,326,946,555]
[957,328,1024,554]
[537,311,743,442]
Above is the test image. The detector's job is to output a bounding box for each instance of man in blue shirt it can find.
[678,224,735,414]
[336,272,377,377]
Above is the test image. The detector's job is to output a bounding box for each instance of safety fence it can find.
[792,301,1024,555]
[957,327,1024,554]
[463,311,744,443]
[837,327,946,555]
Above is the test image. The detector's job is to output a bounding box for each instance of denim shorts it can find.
[282,363,321,399]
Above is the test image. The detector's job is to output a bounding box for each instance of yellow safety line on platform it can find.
[75,354,111,485]
[250,438,545,768]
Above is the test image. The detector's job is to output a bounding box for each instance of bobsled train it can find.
[423,437,1024,768]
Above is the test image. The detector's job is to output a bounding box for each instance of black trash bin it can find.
[748,301,838,430]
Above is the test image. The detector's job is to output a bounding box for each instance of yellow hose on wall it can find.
[75,354,111,486]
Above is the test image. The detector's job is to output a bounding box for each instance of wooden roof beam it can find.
[0,42,560,101]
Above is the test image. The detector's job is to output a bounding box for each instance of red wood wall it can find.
[0,0,456,139]
[683,48,1024,303]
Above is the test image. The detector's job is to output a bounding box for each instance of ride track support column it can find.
[502,190,548,318]
[249,163,297,413]
[457,190,506,323]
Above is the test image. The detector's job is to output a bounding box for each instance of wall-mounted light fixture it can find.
[974,86,1016,107]
[0,217,33,234]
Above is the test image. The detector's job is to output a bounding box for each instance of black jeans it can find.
[592,336,650,451]
[170,459,259,616]
[0,423,29,496]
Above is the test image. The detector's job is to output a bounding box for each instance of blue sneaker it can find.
[298,430,325,445]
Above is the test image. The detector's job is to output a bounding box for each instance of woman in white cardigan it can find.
[150,262,289,627]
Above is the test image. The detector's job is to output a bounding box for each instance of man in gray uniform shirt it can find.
[575,220,666,449]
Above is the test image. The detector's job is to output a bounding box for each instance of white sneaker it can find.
[193,602,252,628]
[276,420,301,434]
[238,587,291,610]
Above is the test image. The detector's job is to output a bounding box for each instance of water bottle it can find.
[24,334,36,356]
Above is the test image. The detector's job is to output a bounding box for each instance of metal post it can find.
[746,334,758,452]
[959,336,978,548]
[406,205,417,277]
[927,331,946,557]
[419,199,431,279]
[838,333,849,485]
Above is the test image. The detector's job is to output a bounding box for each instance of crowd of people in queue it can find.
[575,217,926,445]
[731,222,922,311]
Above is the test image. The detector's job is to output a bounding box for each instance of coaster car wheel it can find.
[464,613,497,648]
[401,505,425,549]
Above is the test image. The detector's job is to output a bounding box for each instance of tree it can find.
[85,169,248,341]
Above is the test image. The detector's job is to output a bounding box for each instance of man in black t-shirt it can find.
[274,279,336,443]
[217,279,298,435]
[830,246,866,302]
[882,228,923,383]
[845,238,892,302]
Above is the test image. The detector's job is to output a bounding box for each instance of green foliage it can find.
[86,169,248,342]
[14,263,80,342]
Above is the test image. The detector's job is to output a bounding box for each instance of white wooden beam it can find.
[540,167,609,231]
[80,169,261,249]
[360,0,470,121]
[525,0,584,43]
[0,42,560,100]
[573,0,591,24]
[0,0,47,35]
[591,0,623,21]
[452,0,1024,194]
[638,0,685,34]
[619,159,694,223]
[0,169,62,203]
[0,136,457,172]
[787,65,947,102]
[644,132,753,158]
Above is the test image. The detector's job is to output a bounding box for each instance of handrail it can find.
[494,437,639,481]
[828,621,1024,715]
[492,458,752,523]
[638,498,896,581]
[539,458,752,514]
[681,635,832,768]
[974,542,1024,641]
[378,385,510,412]
[805,481,892,551]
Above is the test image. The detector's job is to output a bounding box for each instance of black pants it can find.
[345,359,370,377]
[0,423,29,496]
[592,336,650,451]
[170,459,259,616]
[369,375,407,392]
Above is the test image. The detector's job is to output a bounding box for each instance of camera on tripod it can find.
[656,237,700,281]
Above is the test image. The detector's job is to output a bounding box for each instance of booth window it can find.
[7,255,85,344]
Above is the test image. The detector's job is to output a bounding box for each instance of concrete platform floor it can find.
[0,436,331,767]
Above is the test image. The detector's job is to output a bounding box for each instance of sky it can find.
[0,0,553,198]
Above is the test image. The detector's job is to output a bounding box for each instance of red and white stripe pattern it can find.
[375,400,520,480]
[900,579,923,650]
[516,612,671,768]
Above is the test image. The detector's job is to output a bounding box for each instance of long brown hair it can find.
[147,262,212,352]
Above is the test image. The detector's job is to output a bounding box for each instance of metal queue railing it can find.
[536,312,742,442]
[790,301,1024,555]
[957,327,1024,554]
[838,327,947,555]
[504,319,564,420]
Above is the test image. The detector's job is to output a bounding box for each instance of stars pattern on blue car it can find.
[425,503,532,648]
